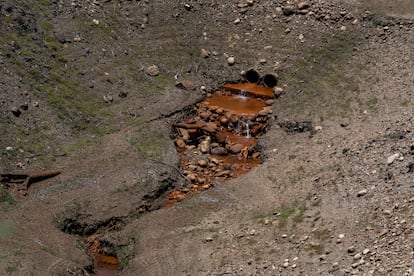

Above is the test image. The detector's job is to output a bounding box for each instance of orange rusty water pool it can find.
[169,82,274,207]
[202,92,267,115]
[94,253,119,276]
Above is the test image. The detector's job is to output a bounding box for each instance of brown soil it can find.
[0,0,413,275]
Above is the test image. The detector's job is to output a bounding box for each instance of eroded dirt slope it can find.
[0,0,413,275]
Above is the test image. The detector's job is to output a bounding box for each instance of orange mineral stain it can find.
[203,93,267,116]
[94,254,119,276]
[168,82,274,207]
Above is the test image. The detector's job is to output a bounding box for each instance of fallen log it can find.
[0,169,62,195]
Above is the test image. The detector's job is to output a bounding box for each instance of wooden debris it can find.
[0,169,62,196]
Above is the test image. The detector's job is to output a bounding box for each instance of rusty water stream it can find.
[87,234,119,276]
[89,81,275,273]
[169,82,274,206]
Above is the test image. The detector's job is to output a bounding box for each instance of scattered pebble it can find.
[347,246,356,253]
[227,56,235,66]
[200,48,209,58]
[11,107,21,117]
[363,248,370,255]
[357,189,368,197]
[146,65,160,76]
[387,153,400,164]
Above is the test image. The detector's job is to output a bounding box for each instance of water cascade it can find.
[169,81,275,205]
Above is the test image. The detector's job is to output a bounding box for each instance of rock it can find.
[309,241,321,247]
[200,137,211,153]
[146,65,160,76]
[347,246,356,253]
[314,125,323,131]
[259,58,267,64]
[227,56,235,66]
[229,144,244,154]
[32,101,39,107]
[92,19,99,25]
[211,147,228,155]
[200,48,209,58]
[219,115,229,125]
[142,16,149,24]
[363,248,370,255]
[11,107,21,117]
[353,253,362,260]
[234,18,241,24]
[199,111,211,119]
[175,138,186,149]
[351,262,359,268]
[215,132,227,144]
[198,159,208,168]
[273,86,284,98]
[54,32,67,43]
[265,99,274,106]
[118,91,128,98]
[383,209,392,215]
[210,157,219,164]
[19,103,28,111]
[283,5,296,16]
[187,173,197,181]
[205,236,213,242]
[175,80,195,91]
[179,128,190,140]
[216,170,231,177]
[357,189,367,197]
[377,229,388,237]
[297,1,310,10]
[103,95,113,103]
[387,153,399,164]
[202,122,217,133]
[184,3,192,11]
[258,106,272,116]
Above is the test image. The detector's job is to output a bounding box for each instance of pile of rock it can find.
[171,86,274,198]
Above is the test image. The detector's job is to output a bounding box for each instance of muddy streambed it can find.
[85,81,276,275]
[169,81,275,205]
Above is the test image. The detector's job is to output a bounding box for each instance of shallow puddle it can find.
[94,253,119,276]
[169,82,274,205]
[86,234,119,276]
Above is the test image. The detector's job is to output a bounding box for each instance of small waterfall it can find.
[238,89,248,98]
[235,119,252,138]
[245,119,251,138]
